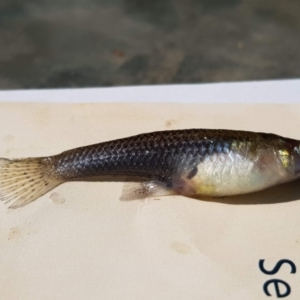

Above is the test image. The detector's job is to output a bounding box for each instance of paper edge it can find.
[0,79,299,103]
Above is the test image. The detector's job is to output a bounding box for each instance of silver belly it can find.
[187,150,290,196]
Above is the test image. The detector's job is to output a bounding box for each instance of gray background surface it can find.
[0,0,299,89]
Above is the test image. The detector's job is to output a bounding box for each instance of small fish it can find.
[1,129,300,209]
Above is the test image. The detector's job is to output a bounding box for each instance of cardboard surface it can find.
[0,102,300,299]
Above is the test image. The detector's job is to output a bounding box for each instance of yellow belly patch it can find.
[278,149,290,169]
[193,182,217,195]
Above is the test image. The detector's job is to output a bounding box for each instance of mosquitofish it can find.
[1,129,300,209]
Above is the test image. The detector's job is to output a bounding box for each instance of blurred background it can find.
[0,0,299,89]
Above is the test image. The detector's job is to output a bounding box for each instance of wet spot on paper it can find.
[50,192,65,205]
[7,227,21,241]
[165,119,176,128]
[3,135,14,142]
[170,241,191,254]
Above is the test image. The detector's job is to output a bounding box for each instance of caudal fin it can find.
[0,157,63,209]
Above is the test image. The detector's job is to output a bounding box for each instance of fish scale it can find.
[1,129,300,208]
[49,130,280,181]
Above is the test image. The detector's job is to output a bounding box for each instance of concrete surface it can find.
[0,0,299,89]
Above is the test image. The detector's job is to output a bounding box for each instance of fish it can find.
[0,129,300,209]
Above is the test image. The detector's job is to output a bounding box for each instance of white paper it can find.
[0,79,299,103]
[0,80,300,300]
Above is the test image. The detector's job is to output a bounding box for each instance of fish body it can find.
[1,129,300,208]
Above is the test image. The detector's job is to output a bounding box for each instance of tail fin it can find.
[0,157,63,209]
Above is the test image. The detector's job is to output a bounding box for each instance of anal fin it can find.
[119,180,175,201]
